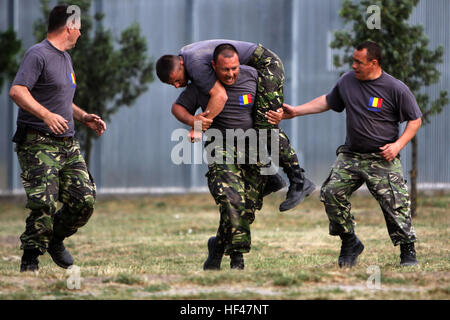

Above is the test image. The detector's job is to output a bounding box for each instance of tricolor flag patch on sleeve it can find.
[239,94,252,106]
[368,96,383,112]
[69,72,77,88]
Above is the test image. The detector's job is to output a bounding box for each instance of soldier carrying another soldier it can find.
[157,39,315,212]
[171,44,284,270]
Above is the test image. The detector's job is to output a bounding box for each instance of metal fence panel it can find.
[0,0,448,194]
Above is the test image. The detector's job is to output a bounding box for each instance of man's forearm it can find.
[203,80,227,119]
[204,93,227,119]
[171,103,195,127]
[295,95,330,116]
[396,117,422,150]
[9,85,51,120]
[72,103,88,122]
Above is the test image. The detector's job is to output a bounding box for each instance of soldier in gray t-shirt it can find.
[281,41,421,268]
[176,65,257,131]
[9,5,106,273]
[12,39,77,137]
[172,46,284,271]
[326,70,422,153]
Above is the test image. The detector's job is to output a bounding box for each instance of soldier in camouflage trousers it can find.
[172,45,283,270]
[205,138,266,269]
[321,146,416,245]
[16,132,96,256]
[9,4,106,272]
[248,45,315,211]
[282,41,421,267]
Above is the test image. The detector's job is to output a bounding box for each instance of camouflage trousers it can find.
[320,145,417,246]
[205,139,266,255]
[15,132,96,254]
[248,45,301,178]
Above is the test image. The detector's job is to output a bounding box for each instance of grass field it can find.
[0,191,448,300]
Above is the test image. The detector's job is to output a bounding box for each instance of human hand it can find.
[188,128,202,143]
[265,108,284,125]
[83,114,107,136]
[44,112,69,135]
[193,110,213,131]
[379,142,401,162]
[281,103,297,119]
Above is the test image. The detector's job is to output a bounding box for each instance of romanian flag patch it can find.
[69,72,77,88]
[368,96,383,112]
[239,94,252,106]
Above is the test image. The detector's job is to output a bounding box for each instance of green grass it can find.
[0,192,448,300]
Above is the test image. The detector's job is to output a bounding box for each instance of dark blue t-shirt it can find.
[326,71,422,153]
[12,39,76,137]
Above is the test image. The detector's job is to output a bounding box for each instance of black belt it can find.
[27,128,73,141]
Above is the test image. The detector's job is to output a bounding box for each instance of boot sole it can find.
[20,265,39,272]
[279,179,316,212]
[400,260,418,267]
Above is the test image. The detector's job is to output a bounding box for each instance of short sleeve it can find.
[186,60,217,95]
[12,49,44,90]
[326,82,346,113]
[397,86,422,122]
[175,84,201,115]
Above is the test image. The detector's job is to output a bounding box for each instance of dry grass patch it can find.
[0,193,448,299]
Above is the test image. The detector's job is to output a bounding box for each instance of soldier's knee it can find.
[76,207,94,228]
[218,193,243,215]
[227,191,244,210]
[84,193,96,208]
[71,201,94,229]
[80,194,95,217]
[212,181,244,211]
[73,189,95,208]
[68,190,95,223]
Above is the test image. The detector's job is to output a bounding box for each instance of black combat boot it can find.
[338,233,364,268]
[279,168,316,212]
[20,248,41,272]
[262,173,287,197]
[203,236,224,270]
[400,242,418,266]
[48,237,74,269]
[230,252,244,270]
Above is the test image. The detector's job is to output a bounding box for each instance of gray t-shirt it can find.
[326,71,422,153]
[12,39,76,137]
[176,65,257,131]
[179,39,258,95]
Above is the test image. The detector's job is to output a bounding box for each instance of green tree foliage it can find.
[0,29,22,93]
[330,0,448,216]
[34,0,154,167]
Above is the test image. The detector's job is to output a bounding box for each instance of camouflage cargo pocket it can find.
[388,172,409,209]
